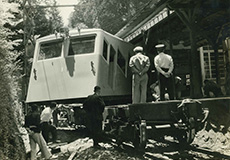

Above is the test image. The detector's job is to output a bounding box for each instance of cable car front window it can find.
[38,40,62,60]
[68,35,96,56]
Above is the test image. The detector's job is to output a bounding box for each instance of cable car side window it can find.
[103,39,108,61]
[68,35,96,56]
[38,40,62,60]
[108,45,116,88]
[117,49,126,75]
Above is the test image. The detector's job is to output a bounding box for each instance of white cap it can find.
[133,46,143,52]
[155,44,165,48]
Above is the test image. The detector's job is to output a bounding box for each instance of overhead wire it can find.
[24,1,156,34]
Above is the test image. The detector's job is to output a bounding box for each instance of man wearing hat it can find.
[129,46,150,103]
[83,86,105,147]
[154,44,174,100]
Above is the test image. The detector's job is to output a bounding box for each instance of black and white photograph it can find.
[1,0,230,159]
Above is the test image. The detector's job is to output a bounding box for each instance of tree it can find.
[0,0,64,159]
[22,0,64,105]
[26,0,64,39]
[0,1,26,159]
[69,0,150,34]
[69,0,97,29]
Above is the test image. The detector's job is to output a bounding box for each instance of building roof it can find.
[116,0,230,47]
[116,0,168,39]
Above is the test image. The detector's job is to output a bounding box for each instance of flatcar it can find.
[26,28,134,104]
[103,99,208,150]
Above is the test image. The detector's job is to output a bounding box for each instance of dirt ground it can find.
[50,129,230,160]
[22,100,230,160]
[46,104,230,160]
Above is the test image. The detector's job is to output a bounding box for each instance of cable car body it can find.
[26,28,133,104]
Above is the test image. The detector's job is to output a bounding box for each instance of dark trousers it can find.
[86,115,103,146]
[159,71,174,101]
[40,122,57,143]
[91,120,102,145]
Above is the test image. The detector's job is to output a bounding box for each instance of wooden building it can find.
[116,0,230,99]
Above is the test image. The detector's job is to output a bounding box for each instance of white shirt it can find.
[40,107,53,123]
[154,52,174,74]
[129,53,150,74]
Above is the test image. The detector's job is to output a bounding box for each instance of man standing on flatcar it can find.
[129,46,150,103]
[83,86,105,147]
[154,44,174,100]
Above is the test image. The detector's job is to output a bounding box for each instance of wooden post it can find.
[168,6,203,98]
[189,29,203,98]
[167,8,175,99]
[213,46,220,84]
[167,9,173,56]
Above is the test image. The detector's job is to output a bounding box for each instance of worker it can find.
[154,43,174,100]
[203,79,223,97]
[129,46,150,103]
[25,104,52,160]
[150,81,160,101]
[83,86,105,147]
[40,103,58,143]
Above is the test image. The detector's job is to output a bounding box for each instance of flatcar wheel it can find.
[178,117,196,144]
[186,117,196,144]
[133,128,139,148]
[133,120,147,150]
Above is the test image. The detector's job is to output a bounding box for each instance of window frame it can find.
[117,48,127,76]
[37,39,63,61]
[67,34,97,56]
[102,38,109,62]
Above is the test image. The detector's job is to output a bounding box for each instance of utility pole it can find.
[22,1,78,111]
[22,0,36,113]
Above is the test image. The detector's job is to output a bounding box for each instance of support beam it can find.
[168,4,203,98]
[167,8,175,99]
[189,29,203,98]
[176,7,223,85]
[213,46,220,84]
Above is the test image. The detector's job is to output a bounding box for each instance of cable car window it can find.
[108,45,116,88]
[117,49,126,74]
[103,40,108,61]
[68,36,96,56]
[110,46,115,62]
[38,40,62,60]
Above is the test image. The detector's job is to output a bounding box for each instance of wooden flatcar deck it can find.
[129,97,230,121]
[104,97,230,123]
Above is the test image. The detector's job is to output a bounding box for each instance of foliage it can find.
[0,1,26,159]
[69,0,151,34]
[26,0,64,39]
[23,0,64,91]
[0,0,66,159]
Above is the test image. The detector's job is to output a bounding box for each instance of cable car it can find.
[26,28,133,104]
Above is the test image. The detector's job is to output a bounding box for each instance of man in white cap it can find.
[129,46,150,103]
[154,44,174,100]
